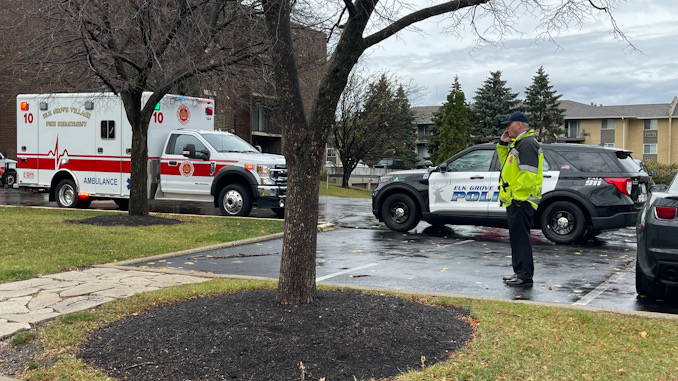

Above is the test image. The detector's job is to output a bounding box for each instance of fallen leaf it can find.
[639,331,648,339]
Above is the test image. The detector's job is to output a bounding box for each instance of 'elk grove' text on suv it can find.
[372,143,650,244]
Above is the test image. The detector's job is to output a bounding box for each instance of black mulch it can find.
[67,214,184,226]
[79,290,473,381]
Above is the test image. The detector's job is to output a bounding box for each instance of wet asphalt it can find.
[2,187,677,315]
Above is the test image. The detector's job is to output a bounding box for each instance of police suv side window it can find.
[448,149,494,172]
[558,151,615,173]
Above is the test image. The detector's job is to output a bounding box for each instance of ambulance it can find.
[15,93,287,216]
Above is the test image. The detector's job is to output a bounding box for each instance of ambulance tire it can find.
[381,193,420,232]
[55,179,80,209]
[3,171,15,186]
[114,198,129,211]
[218,184,253,217]
[539,201,586,244]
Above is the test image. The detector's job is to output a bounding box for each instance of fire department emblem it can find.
[180,160,194,177]
[177,104,191,125]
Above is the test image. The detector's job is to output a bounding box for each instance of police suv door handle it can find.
[470,176,485,179]
[544,174,552,178]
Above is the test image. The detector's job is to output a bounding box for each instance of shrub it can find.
[644,159,678,186]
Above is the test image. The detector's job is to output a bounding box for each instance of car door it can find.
[428,148,497,217]
[160,133,212,196]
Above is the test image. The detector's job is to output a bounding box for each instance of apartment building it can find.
[411,98,678,164]
[559,98,678,163]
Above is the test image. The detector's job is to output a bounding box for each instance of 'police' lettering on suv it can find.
[372,143,650,244]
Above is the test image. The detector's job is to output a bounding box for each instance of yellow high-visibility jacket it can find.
[496,129,543,209]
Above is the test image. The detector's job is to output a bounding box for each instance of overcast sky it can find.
[359,1,677,107]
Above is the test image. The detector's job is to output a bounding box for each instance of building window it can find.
[601,119,615,130]
[100,121,115,140]
[602,143,615,148]
[252,105,266,132]
[566,120,580,138]
[643,144,657,155]
[417,125,428,140]
[644,119,658,130]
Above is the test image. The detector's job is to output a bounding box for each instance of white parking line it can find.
[453,240,475,245]
[316,263,379,282]
[573,261,636,306]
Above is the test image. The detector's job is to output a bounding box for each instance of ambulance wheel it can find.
[3,172,15,186]
[219,184,252,217]
[114,198,129,211]
[272,208,285,219]
[55,179,79,208]
[381,193,420,232]
[540,201,586,244]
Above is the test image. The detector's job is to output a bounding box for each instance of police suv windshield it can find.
[201,132,259,153]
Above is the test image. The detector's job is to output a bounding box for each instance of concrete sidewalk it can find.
[0,267,209,339]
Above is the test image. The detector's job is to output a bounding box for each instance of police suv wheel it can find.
[540,201,586,244]
[381,193,420,232]
[219,184,253,217]
[55,179,78,208]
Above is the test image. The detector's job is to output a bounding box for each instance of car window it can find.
[669,173,678,193]
[555,151,616,173]
[167,134,207,155]
[447,150,494,172]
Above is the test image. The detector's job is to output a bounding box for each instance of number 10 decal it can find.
[153,112,164,124]
[24,113,34,123]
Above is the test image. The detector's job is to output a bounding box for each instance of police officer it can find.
[496,112,543,287]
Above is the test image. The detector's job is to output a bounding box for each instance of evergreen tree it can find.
[471,71,519,144]
[524,66,565,142]
[429,77,468,165]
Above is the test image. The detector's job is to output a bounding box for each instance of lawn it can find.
[20,279,678,381]
[0,206,284,283]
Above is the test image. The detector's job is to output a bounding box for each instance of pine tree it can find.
[524,66,565,142]
[430,77,468,165]
[470,71,519,144]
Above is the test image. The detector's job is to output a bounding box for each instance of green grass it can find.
[319,182,373,198]
[21,281,678,381]
[0,206,284,283]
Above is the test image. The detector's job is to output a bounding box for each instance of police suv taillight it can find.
[604,178,632,195]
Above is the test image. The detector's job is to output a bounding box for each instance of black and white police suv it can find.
[372,143,650,244]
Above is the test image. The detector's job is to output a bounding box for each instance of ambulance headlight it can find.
[257,165,274,185]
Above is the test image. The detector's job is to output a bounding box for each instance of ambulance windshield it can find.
[201,132,259,153]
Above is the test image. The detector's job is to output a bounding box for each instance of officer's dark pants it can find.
[506,202,535,281]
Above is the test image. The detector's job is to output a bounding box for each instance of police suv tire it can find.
[539,201,586,244]
[381,193,420,232]
[55,179,79,208]
[635,259,666,299]
[219,184,253,217]
[272,207,285,219]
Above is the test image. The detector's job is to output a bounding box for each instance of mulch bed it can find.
[67,214,184,226]
[79,290,473,380]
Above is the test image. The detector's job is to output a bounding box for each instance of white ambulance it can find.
[16,92,287,216]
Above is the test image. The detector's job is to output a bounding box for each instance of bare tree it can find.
[10,1,267,215]
[262,0,629,304]
[331,72,414,187]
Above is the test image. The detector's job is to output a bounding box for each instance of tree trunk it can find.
[121,91,150,216]
[342,167,351,188]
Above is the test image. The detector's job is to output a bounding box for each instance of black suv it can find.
[372,143,650,244]
[373,158,405,169]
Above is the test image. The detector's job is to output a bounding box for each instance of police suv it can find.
[372,143,650,244]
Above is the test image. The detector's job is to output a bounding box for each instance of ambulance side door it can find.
[428,148,497,217]
[94,99,123,196]
[160,133,212,195]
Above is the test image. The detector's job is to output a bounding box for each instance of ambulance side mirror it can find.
[182,144,210,160]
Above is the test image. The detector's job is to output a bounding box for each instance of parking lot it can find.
[2,187,677,315]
